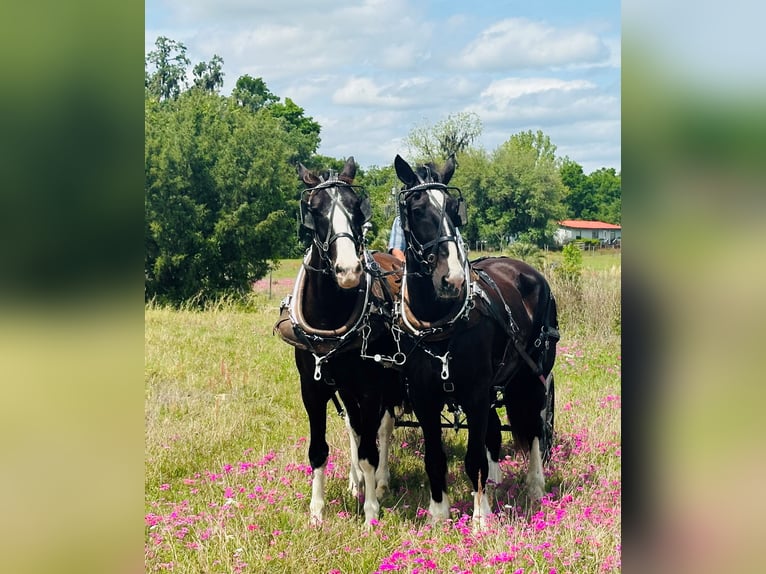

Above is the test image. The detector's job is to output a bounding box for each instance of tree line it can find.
[145,36,620,305]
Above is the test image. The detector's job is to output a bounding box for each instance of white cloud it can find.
[332,77,408,107]
[481,77,595,102]
[146,2,621,170]
[466,77,613,123]
[457,18,611,70]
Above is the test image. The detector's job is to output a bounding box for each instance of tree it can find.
[559,157,589,218]
[448,147,491,249]
[559,157,621,224]
[145,36,191,101]
[586,167,621,224]
[192,55,225,94]
[478,130,566,247]
[267,97,321,161]
[145,90,299,304]
[405,112,482,162]
[231,75,279,112]
[354,164,400,251]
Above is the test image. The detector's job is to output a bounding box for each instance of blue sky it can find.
[145,0,620,174]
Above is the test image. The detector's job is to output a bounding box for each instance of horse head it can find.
[297,156,372,289]
[394,154,467,299]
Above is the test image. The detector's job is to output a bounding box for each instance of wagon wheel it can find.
[541,373,555,463]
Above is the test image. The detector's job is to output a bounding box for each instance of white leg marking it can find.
[375,411,394,499]
[428,492,451,523]
[526,437,545,501]
[472,487,493,532]
[359,459,380,527]
[310,465,327,525]
[345,415,362,497]
[486,449,502,485]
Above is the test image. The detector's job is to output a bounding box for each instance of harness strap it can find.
[474,267,549,386]
[331,392,345,418]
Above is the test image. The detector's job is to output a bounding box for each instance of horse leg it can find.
[485,406,502,485]
[412,396,450,522]
[357,402,384,527]
[506,374,547,501]
[345,412,363,497]
[301,380,330,524]
[464,394,493,531]
[375,408,395,499]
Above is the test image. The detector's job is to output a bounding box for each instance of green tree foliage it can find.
[448,147,492,249]
[560,157,621,224]
[145,90,299,304]
[145,36,191,101]
[587,167,621,224]
[267,97,321,162]
[406,112,482,162]
[145,37,326,305]
[355,164,400,251]
[192,55,225,94]
[476,130,567,247]
[232,74,279,112]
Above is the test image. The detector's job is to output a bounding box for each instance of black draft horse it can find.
[274,157,403,527]
[393,154,558,529]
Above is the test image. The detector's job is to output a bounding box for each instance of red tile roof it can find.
[559,220,621,230]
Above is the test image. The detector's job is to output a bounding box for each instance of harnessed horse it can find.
[274,157,404,527]
[393,154,559,529]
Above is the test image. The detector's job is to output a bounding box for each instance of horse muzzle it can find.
[335,262,363,289]
[436,273,465,299]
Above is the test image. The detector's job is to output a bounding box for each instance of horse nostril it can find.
[335,263,362,277]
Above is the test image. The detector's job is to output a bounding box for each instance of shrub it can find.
[556,243,583,284]
[504,241,545,268]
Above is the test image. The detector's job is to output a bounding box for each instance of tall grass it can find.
[145,255,621,573]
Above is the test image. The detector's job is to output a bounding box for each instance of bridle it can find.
[299,179,371,274]
[397,177,467,276]
[397,174,476,342]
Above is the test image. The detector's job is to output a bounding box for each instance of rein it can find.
[473,266,559,389]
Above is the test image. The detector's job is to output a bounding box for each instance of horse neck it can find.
[302,246,362,327]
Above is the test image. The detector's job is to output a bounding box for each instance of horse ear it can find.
[394,154,418,187]
[297,163,320,187]
[339,156,357,183]
[441,154,456,184]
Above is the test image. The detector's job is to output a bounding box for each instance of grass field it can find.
[145,253,621,573]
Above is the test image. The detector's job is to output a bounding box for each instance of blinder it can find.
[299,183,372,233]
[398,184,467,232]
[359,196,372,224]
[300,199,316,230]
[451,192,467,227]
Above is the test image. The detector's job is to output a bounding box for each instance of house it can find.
[554,220,621,246]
